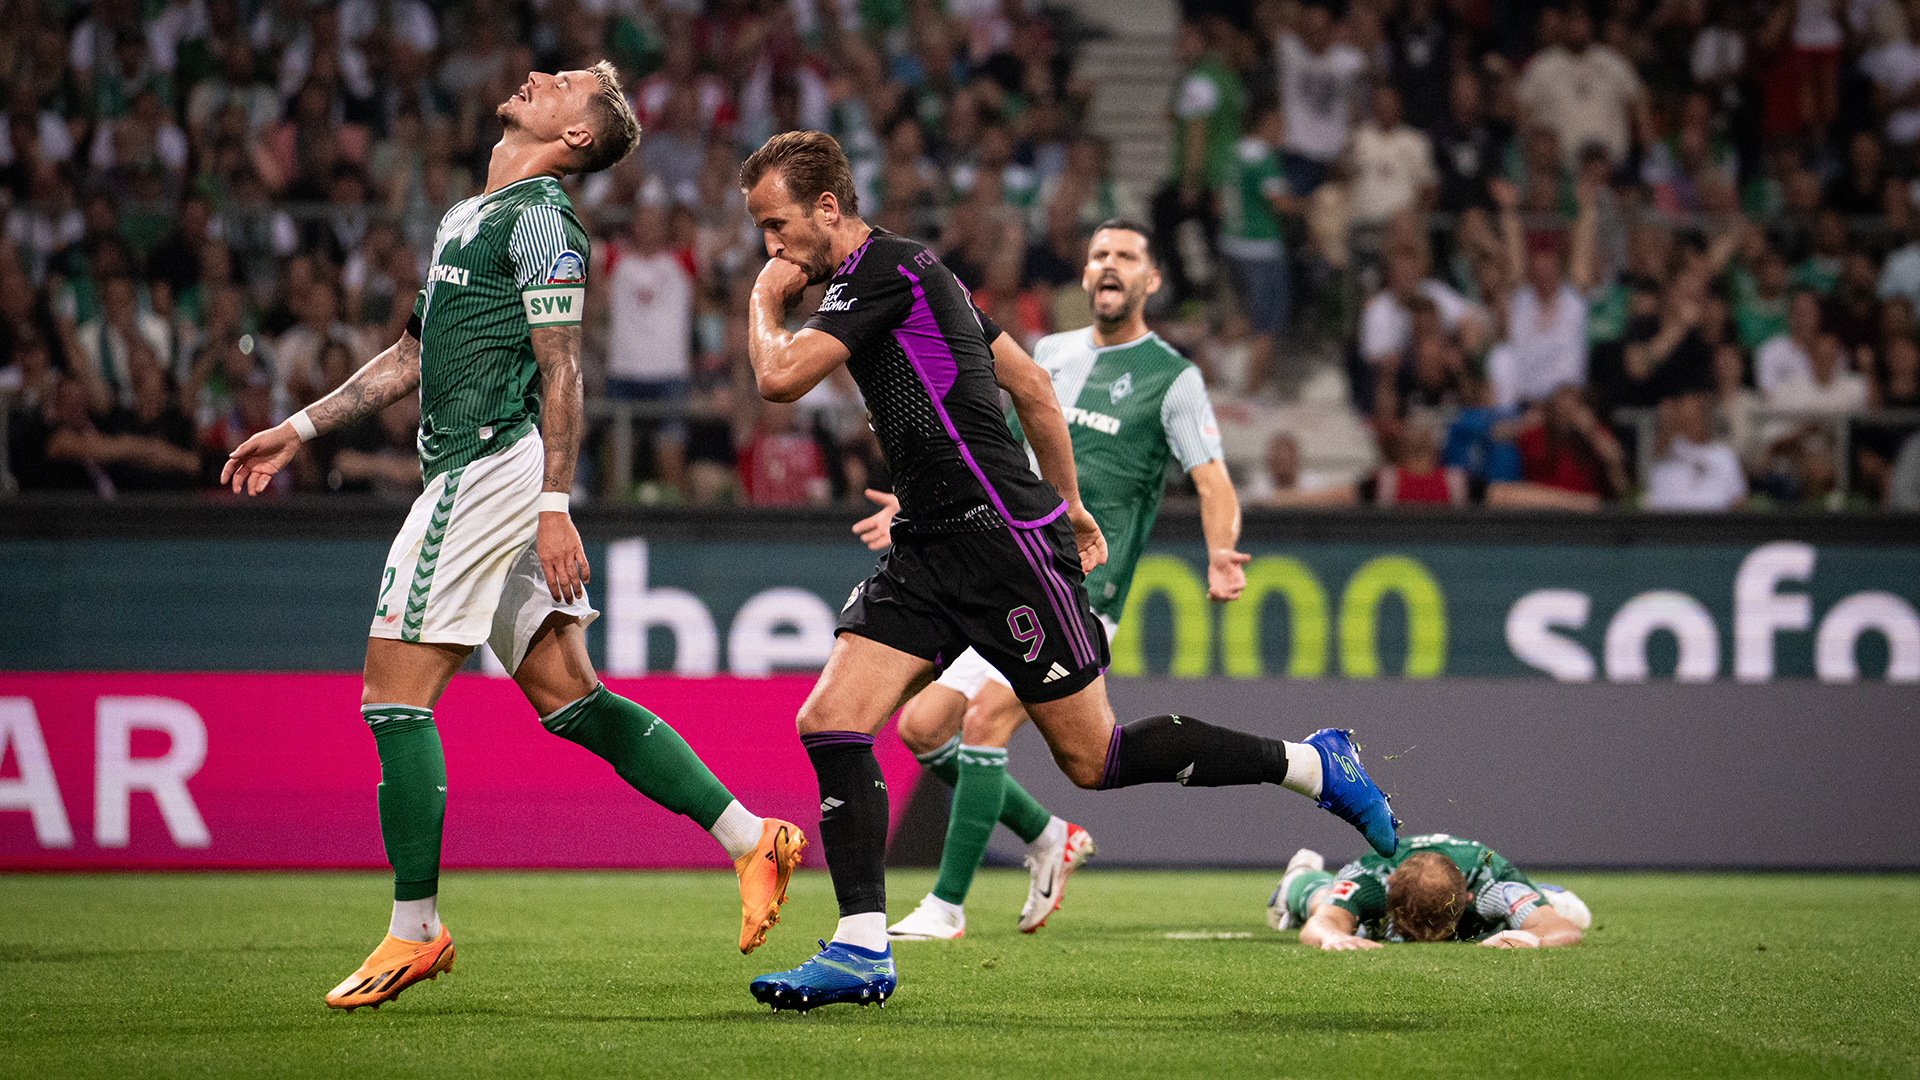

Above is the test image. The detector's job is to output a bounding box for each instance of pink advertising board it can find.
[0,673,921,871]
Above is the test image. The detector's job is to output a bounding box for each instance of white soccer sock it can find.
[389,896,440,943]
[1027,815,1067,855]
[710,800,765,862]
[830,912,889,953]
[921,891,964,924]
[1281,741,1322,799]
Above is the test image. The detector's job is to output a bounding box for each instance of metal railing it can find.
[1612,406,1920,508]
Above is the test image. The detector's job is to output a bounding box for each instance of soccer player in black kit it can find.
[738,131,1399,1012]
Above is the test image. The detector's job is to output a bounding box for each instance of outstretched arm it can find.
[748,257,852,402]
[991,330,1106,572]
[222,331,421,495]
[1298,905,1381,950]
[1483,907,1584,948]
[1190,459,1249,601]
[531,323,589,604]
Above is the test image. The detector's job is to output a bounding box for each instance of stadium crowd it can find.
[2,0,1919,510]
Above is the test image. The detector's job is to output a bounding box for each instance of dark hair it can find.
[1090,218,1156,267]
[739,130,860,216]
[580,61,641,175]
[1385,852,1470,942]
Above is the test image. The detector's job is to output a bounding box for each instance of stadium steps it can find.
[1077,31,1178,197]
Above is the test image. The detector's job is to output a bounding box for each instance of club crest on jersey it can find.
[1109,372,1133,403]
[818,283,857,312]
[545,250,586,284]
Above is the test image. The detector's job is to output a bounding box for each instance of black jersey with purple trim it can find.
[804,228,1065,533]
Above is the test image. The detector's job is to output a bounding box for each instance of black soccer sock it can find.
[1096,714,1292,790]
[801,730,890,917]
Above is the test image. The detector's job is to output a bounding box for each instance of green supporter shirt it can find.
[409,175,589,482]
[1006,330,1224,621]
[1729,266,1788,352]
[1317,833,1548,942]
[1220,136,1286,260]
[1168,54,1245,192]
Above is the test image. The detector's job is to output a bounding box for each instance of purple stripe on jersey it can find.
[893,266,1067,531]
[1005,527,1090,668]
[1097,725,1124,790]
[1014,528,1097,667]
[835,238,874,280]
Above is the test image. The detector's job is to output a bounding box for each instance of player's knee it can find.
[1062,754,1105,790]
[958,699,1023,748]
[895,704,947,755]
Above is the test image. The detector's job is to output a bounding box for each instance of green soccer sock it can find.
[932,745,1008,906]
[1286,869,1337,924]
[915,735,1053,845]
[541,685,735,830]
[362,704,446,903]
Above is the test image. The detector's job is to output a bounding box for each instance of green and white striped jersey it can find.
[1006,329,1223,621]
[409,175,589,481]
[1324,833,1548,942]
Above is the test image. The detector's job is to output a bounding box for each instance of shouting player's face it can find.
[745,173,839,285]
[497,69,597,144]
[1082,228,1159,325]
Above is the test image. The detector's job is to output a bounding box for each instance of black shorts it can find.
[837,518,1110,703]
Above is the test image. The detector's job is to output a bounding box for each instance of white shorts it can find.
[934,612,1119,698]
[368,428,598,674]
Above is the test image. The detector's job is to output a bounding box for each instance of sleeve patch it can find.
[523,286,586,325]
[545,250,587,284]
[1328,880,1359,901]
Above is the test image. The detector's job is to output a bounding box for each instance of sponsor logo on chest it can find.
[818,283,857,312]
[428,264,470,287]
[1064,404,1121,435]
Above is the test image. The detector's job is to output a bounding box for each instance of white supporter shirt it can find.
[1515,45,1644,166]
[1278,34,1367,163]
[1360,280,1481,363]
[1754,334,1814,392]
[1348,124,1435,224]
[1860,42,1920,145]
[1647,436,1747,510]
[1489,284,1588,407]
[603,245,692,382]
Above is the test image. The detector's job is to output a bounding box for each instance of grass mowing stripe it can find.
[1,870,1915,1079]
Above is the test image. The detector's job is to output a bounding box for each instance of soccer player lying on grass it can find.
[1267,834,1591,949]
[222,64,805,1012]
[738,130,1398,1013]
[851,221,1251,944]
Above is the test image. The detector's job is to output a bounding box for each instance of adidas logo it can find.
[820,797,844,813]
[1040,662,1071,684]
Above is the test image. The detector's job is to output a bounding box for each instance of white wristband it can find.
[535,492,571,515]
[288,409,318,442]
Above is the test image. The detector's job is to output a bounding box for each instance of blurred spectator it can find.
[1755,290,1823,391]
[1485,178,1591,409]
[1822,252,1883,353]
[1360,242,1489,369]
[1275,1,1366,196]
[1375,312,1468,420]
[737,399,829,506]
[1155,19,1244,307]
[1443,373,1525,484]
[1220,106,1301,397]
[1612,273,1717,407]
[1386,0,1453,131]
[306,339,421,499]
[1347,85,1435,227]
[1713,341,1768,467]
[1825,130,1890,217]
[1887,429,1920,507]
[1514,5,1651,170]
[1516,386,1630,501]
[1766,332,1871,423]
[601,202,695,497]
[1646,392,1747,510]
[74,276,171,414]
[1432,70,1502,215]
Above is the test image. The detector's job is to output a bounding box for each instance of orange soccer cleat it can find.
[324,925,455,1011]
[734,819,807,954]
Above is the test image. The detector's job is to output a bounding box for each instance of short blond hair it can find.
[579,60,640,174]
[1385,852,1470,942]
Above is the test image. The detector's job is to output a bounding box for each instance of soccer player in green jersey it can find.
[853,220,1255,941]
[223,63,806,1011]
[1268,835,1590,948]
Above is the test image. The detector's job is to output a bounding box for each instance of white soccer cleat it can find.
[887,894,966,941]
[1266,847,1326,930]
[1018,820,1096,933]
[1538,884,1592,930]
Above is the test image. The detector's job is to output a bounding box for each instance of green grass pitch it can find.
[2,869,1916,1079]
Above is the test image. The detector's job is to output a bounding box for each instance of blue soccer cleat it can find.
[750,939,897,1013]
[1303,728,1399,857]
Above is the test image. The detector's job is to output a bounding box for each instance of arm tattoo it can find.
[304,333,422,434]
[530,325,583,494]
